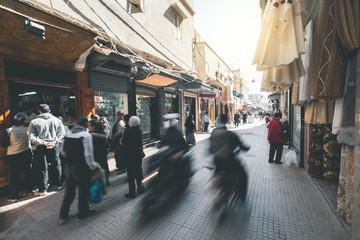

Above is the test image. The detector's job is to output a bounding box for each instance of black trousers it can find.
[114,148,125,170]
[269,142,284,163]
[126,161,143,194]
[59,165,91,219]
[7,149,33,197]
[34,144,61,192]
[204,122,209,132]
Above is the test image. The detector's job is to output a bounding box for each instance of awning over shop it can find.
[136,73,177,87]
[268,92,280,100]
[200,93,216,98]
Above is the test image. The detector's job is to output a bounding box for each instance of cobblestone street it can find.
[0,122,351,240]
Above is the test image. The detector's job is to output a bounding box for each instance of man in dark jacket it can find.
[111,110,126,174]
[120,116,144,199]
[58,116,98,224]
[267,112,286,164]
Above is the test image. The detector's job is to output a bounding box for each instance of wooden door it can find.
[0,61,10,187]
[78,87,95,117]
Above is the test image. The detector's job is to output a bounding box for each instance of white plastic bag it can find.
[285,150,297,167]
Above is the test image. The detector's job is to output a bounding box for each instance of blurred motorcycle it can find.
[141,146,193,214]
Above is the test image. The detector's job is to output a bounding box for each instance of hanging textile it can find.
[299,20,313,102]
[337,145,354,225]
[308,124,341,180]
[334,0,360,53]
[304,100,335,124]
[253,0,307,70]
[306,0,345,99]
[322,125,341,181]
[337,50,358,146]
[332,98,344,135]
[308,124,325,178]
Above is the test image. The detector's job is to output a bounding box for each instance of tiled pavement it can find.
[0,121,351,240]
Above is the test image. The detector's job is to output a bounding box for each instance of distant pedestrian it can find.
[282,116,289,144]
[58,116,98,224]
[120,116,144,199]
[111,111,126,174]
[267,112,286,164]
[202,112,210,133]
[29,104,65,195]
[184,114,196,146]
[265,114,270,124]
[2,115,33,201]
[89,119,110,186]
[234,112,240,127]
[242,112,248,124]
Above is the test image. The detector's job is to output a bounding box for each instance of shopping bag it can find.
[285,150,298,167]
[90,179,103,204]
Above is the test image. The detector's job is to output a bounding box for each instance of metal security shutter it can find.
[89,71,128,93]
[292,106,302,153]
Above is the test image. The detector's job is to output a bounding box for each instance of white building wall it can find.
[36,0,195,71]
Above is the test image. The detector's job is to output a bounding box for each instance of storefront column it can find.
[177,89,184,133]
[128,80,136,116]
[158,88,165,136]
[353,52,360,239]
[0,56,10,187]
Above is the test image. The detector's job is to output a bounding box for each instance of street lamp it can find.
[251,79,255,83]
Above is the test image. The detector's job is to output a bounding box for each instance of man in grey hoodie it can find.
[29,104,65,195]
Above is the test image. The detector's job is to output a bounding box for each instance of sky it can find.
[193,0,263,93]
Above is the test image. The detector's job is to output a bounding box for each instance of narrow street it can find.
[0,121,350,240]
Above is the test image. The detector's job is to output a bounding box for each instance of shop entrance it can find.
[184,97,195,119]
[9,81,76,123]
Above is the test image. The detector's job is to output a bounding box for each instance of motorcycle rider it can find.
[209,114,250,201]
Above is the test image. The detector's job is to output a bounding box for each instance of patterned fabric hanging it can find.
[308,124,341,180]
[306,0,345,99]
[337,145,354,224]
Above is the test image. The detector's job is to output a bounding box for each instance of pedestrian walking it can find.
[89,119,110,186]
[267,112,286,164]
[120,116,145,199]
[234,112,240,127]
[242,112,248,124]
[110,110,126,174]
[58,116,98,224]
[202,112,210,133]
[2,115,33,201]
[282,115,289,144]
[28,104,65,195]
[184,114,196,146]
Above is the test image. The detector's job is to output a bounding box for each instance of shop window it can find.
[94,91,128,128]
[136,95,152,140]
[9,81,76,125]
[165,93,177,114]
[5,60,76,85]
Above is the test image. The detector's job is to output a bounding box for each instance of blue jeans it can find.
[34,144,61,192]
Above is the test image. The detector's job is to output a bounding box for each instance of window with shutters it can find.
[174,12,182,40]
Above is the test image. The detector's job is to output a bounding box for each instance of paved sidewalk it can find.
[0,121,351,240]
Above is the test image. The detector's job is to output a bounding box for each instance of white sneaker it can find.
[34,191,47,196]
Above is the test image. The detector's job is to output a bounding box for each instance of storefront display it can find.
[165,93,177,114]
[136,95,152,140]
[9,81,76,125]
[94,91,128,128]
